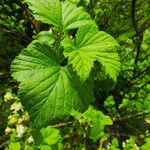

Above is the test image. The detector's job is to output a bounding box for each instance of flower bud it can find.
[5,127,12,135]
[10,102,23,113]
[27,136,34,143]
[4,92,13,102]
[16,124,25,138]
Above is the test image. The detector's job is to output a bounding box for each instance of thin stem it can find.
[98,139,103,150]
[51,120,76,128]
[0,28,31,42]
[114,110,150,122]
[0,140,9,149]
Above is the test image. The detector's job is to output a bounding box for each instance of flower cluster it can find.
[4,92,30,140]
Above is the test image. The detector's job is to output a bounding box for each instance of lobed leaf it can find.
[62,1,94,30]
[40,126,61,145]
[24,0,94,31]
[24,0,62,28]
[11,42,58,82]
[62,24,121,81]
[11,42,94,127]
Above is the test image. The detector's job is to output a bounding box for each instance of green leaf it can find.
[32,129,43,146]
[141,138,150,150]
[83,106,113,142]
[11,42,94,127]
[24,0,62,28]
[109,138,119,150]
[41,126,61,145]
[62,1,94,30]
[116,30,135,42]
[24,0,94,31]
[69,0,81,4]
[9,142,21,150]
[71,106,113,142]
[70,0,90,5]
[62,24,120,81]
[24,146,34,150]
[38,145,52,150]
[36,30,55,45]
[11,42,58,82]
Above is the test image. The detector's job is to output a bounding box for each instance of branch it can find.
[107,131,138,138]
[114,110,150,122]
[131,0,139,35]
[131,0,143,79]
[0,140,9,149]
[98,139,103,150]
[51,120,76,128]
[0,28,31,42]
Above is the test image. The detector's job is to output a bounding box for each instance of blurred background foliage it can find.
[0,0,150,149]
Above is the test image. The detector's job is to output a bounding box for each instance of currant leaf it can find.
[24,0,94,31]
[11,42,94,127]
[62,24,120,81]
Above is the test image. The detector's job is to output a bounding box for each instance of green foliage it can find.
[37,126,62,150]
[70,0,90,5]
[0,0,25,31]
[71,106,112,142]
[1,0,150,149]
[104,95,117,114]
[24,0,94,31]
[11,42,94,127]
[3,93,62,150]
[107,138,119,150]
[35,30,55,45]
[41,126,61,145]
[141,138,150,150]
[11,0,120,128]
[8,142,21,150]
[62,24,120,81]
[122,137,139,150]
